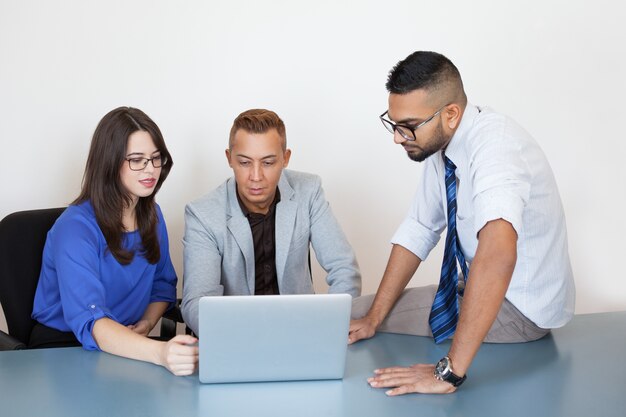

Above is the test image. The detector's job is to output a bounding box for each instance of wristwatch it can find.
[434,356,467,387]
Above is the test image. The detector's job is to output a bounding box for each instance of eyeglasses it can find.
[125,155,168,171]
[379,104,447,141]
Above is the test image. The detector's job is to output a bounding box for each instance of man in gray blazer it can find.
[182,109,361,335]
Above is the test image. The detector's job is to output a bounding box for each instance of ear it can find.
[445,104,462,130]
[225,148,233,168]
[283,149,291,167]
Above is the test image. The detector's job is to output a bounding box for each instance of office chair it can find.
[0,207,183,350]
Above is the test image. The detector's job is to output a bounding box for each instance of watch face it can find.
[435,357,450,376]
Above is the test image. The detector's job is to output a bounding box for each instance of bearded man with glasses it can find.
[349,51,575,395]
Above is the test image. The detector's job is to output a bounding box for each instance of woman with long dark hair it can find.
[31,107,198,375]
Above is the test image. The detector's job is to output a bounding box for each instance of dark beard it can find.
[406,120,447,162]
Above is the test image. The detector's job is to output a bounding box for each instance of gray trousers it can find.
[351,285,549,343]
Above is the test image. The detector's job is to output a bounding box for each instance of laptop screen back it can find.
[198,294,351,383]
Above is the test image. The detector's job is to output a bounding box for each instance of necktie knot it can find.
[444,155,456,172]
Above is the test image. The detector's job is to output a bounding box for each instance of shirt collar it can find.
[443,102,479,167]
[235,184,281,218]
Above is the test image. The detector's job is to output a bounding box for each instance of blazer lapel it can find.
[225,178,255,294]
[275,174,297,290]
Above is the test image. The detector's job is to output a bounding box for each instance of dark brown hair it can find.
[229,109,287,150]
[74,107,173,264]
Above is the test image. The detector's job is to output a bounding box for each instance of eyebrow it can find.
[126,150,160,157]
[236,153,277,160]
[386,111,423,125]
[394,115,425,125]
[397,118,423,125]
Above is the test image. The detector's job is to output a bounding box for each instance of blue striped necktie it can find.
[429,155,469,344]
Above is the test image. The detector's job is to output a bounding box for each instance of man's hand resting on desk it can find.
[348,315,379,344]
[367,363,456,395]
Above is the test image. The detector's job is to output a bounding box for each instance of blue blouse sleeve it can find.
[151,206,177,307]
[50,213,118,350]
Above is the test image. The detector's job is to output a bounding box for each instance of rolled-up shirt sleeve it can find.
[470,124,531,237]
[391,158,447,261]
[50,217,118,351]
[391,216,442,261]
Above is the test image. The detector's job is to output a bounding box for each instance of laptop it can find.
[198,293,351,383]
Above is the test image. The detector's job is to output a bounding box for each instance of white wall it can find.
[2,0,625,333]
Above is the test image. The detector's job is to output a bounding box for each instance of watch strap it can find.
[445,370,466,387]
[435,356,467,387]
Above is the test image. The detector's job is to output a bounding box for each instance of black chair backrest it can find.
[0,208,65,345]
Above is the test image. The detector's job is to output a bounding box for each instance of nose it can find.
[142,159,156,173]
[250,163,263,181]
[393,130,408,145]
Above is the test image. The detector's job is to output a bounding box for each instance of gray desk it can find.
[1,312,625,417]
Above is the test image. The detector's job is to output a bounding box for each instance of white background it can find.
[1,0,625,333]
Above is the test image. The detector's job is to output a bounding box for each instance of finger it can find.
[170,362,197,372]
[348,331,365,345]
[375,363,430,374]
[167,357,199,375]
[347,331,362,344]
[374,365,415,374]
[168,345,199,359]
[171,364,197,376]
[348,327,374,344]
[386,383,418,396]
[369,371,417,385]
[173,369,194,377]
[369,374,421,388]
[166,353,198,368]
[164,340,199,362]
[171,334,198,345]
[348,320,366,332]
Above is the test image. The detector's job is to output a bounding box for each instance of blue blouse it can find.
[32,201,177,350]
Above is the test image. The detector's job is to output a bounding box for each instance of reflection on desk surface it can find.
[1,312,625,417]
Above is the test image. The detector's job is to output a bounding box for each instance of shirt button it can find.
[90,305,96,309]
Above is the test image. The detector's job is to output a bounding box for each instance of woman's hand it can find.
[127,319,153,336]
[159,335,199,376]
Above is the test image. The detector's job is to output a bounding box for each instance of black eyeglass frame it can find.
[379,104,449,141]
[124,155,168,171]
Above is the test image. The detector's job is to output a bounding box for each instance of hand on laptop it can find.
[159,335,199,376]
[348,315,379,344]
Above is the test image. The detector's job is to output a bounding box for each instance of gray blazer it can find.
[181,169,361,335]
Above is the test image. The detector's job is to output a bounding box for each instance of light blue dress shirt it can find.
[392,104,575,329]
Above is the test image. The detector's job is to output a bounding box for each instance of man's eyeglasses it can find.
[125,155,168,171]
[379,105,447,141]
